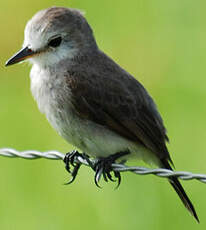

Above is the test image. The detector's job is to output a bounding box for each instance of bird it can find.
[5,6,198,221]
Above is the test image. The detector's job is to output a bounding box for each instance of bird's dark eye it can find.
[48,37,62,47]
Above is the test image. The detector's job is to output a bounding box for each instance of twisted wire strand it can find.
[0,147,205,183]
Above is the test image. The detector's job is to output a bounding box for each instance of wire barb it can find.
[0,147,205,183]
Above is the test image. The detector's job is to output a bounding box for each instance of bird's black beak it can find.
[5,47,36,66]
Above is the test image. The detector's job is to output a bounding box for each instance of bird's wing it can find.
[66,70,170,161]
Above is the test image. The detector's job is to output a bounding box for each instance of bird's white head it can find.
[6,7,97,67]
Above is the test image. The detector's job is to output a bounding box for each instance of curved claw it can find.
[106,171,116,182]
[114,171,121,189]
[64,163,81,185]
[94,167,103,188]
[64,151,85,185]
[64,177,76,185]
[103,171,108,182]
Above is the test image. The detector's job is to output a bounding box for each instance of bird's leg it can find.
[63,150,84,184]
[93,150,130,188]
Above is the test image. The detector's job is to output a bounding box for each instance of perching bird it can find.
[5,7,198,221]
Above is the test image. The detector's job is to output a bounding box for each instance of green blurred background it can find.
[0,0,205,229]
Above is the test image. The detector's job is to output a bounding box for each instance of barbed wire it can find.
[0,147,205,183]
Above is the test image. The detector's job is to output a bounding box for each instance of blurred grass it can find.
[0,0,206,229]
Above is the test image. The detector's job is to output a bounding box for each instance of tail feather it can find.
[161,159,199,223]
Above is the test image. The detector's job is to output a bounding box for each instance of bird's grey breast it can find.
[30,64,71,113]
[29,64,80,144]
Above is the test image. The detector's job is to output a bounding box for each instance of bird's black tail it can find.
[161,159,199,223]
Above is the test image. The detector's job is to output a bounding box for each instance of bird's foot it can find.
[93,150,130,189]
[63,150,84,185]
